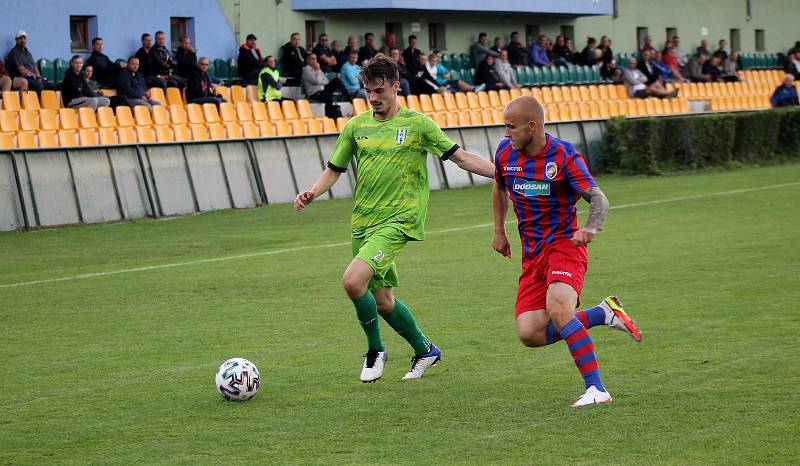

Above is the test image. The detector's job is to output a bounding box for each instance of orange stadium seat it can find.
[186,104,205,124]
[203,103,221,123]
[22,91,41,110]
[281,100,299,119]
[117,126,136,144]
[19,109,38,131]
[236,102,253,122]
[40,90,60,110]
[274,120,291,136]
[115,106,135,127]
[219,102,237,122]
[257,121,275,137]
[155,125,174,143]
[351,98,369,115]
[166,88,184,107]
[136,126,154,143]
[58,129,77,146]
[58,108,79,130]
[336,117,348,132]
[133,106,153,126]
[208,123,226,140]
[17,131,37,148]
[225,122,243,139]
[297,100,314,119]
[455,92,469,110]
[251,102,269,121]
[0,132,14,149]
[267,101,284,120]
[419,94,434,113]
[152,105,170,126]
[173,124,191,142]
[78,107,98,129]
[39,130,58,147]
[79,128,98,146]
[96,107,116,128]
[466,92,480,109]
[405,95,421,112]
[2,91,21,111]
[215,86,231,103]
[190,124,209,141]
[242,121,260,138]
[231,86,247,104]
[149,88,166,106]
[98,127,117,145]
[169,104,188,125]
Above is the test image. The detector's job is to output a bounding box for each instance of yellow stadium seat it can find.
[291,120,308,135]
[22,91,41,110]
[251,102,269,121]
[607,100,621,117]
[98,127,117,145]
[588,85,600,102]
[149,87,166,106]
[2,91,21,111]
[577,86,590,102]
[19,109,39,131]
[487,90,502,108]
[215,86,231,103]
[96,107,116,128]
[165,87,183,107]
[297,99,314,119]
[136,126,155,143]
[0,110,18,132]
[203,103,221,123]
[578,102,591,120]
[219,102,237,122]
[275,120,292,136]
[190,123,209,141]
[466,92,480,109]
[155,125,173,142]
[550,86,563,103]
[267,101,284,120]
[236,102,253,122]
[639,99,651,115]
[567,103,581,121]
[152,105,170,126]
[0,132,14,149]
[588,101,601,119]
[166,105,186,125]
[173,124,191,142]
[208,122,226,139]
[336,117,349,132]
[653,99,665,115]
[39,109,59,131]
[257,121,275,137]
[322,117,337,133]
[186,104,205,124]
[405,94,421,112]
[351,98,369,115]
[546,104,561,122]
[117,126,136,144]
[282,100,299,119]
[246,85,259,103]
[115,106,135,127]
[498,89,511,106]
[133,105,153,126]
[598,85,610,101]
[519,88,532,97]
[481,109,494,125]
[305,118,322,135]
[478,91,492,109]
[441,93,457,112]
[598,101,610,119]
[455,92,469,110]
[419,94,434,113]
[427,93,444,112]
[100,88,117,97]
[77,107,97,129]
[397,95,407,107]
[231,86,247,104]
[17,131,37,148]
[469,110,483,125]
[58,108,79,130]
[624,99,639,116]
[39,130,58,147]
[509,88,522,100]
[40,90,59,110]
[242,121,259,138]
[661,99,673,114]
[79,128,98,146]
[58,129,77,146]
[529,87,542,102]
[445,112,458,127]
[225,122,244,138]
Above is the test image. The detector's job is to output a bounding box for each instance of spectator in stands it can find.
[410,52,444,94]
[117,56,160,109]
[135,34,167,90]
[662,46,687,81]
[494,50,519,88]
[237,33,264,85]
[0,59,28,91]
[429,53,480,93]
[358,33,377,65]
[302,53,351,117]
[623,57,676,99]
[379,32,397,55]
[175,35,197,79]
[580,37,598,66]
[475,55,508,91]
[340,50,367,100]
[561,38,577,64]
[471,32,499,67]
[652,51,675,82]
[687,52,711,82]
[258,55,286,102]
[637,49,660,84]
[186,57,225,106]
[344,36,359,57]
[86,37,125,88]
[530,35,552,67]
[61,55,111,110]
[507,31,528,67]
[722,51,741,81]
[672,36,689,68]
[6,31,49,93]
[403,35,421,74]
[82,65,127,108]
[598,36,614,65]
[150,31,185,89]
[714,39,728,61]
[313,34,336,73]
[491,37,504,54]
[389,48,411,96]
[640,35,656,54]
[770,74,799,108]
[600,57,619,82]
[785,50,800,79]
[280,32,308,87]
[330,40,346,74]
[702,54,724,82]
[696,39,710,57]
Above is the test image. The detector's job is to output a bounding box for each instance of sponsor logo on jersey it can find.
[503,166,523,172]
[372,250,385,264]
[355,136,369,141]
[551,270,573,278]
[545,161,558,180]
[396,129,407,145]
[512,177,551,197]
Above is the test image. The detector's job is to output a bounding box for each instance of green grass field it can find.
[2,163,799,465]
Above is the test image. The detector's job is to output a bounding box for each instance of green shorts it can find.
[352,225,409,291]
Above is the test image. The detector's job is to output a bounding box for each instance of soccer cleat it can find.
[401,343,441,380]
[601,296,642,342]
[571,386,613,407]
[360,348,388,383]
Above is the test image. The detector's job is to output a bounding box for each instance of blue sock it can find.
[560,317,605,392]
[545,305,606,344]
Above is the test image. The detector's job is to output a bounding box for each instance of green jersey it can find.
[328,106,458,240]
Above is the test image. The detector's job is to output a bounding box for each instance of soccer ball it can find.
[215,357,261,401]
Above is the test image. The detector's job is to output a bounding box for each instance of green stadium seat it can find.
[557,65,569,84]
[567,65,578,84]
[529,66,542,86]
[206,60,216,78]
[460,53,471,69]
[767,53,778,67]
[450,54,462,70]
[575,65,587,84]
[37,59,54,83]
[590,65,601,83]
[214,59,229,80]
[442,54,453,70]
[449,69,461,80]
[541,66,554,85]
[227,58,238,79]
[757,54,767,68]
[514,67,526,86]
[53,58,68,83]
[460,68,474,85]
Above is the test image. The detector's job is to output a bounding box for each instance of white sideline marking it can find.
[2,181,798,289]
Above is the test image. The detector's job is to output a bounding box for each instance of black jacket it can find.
[186,68,214,100]
[175,47,197,79]
[61,70,94,105]
[507,41,528,67]
[403,47,420,75]
[637,60,658,85]
[135,47,155,76]
[410,65,438,95]
[237,44,264,78]
[117,68,148,99]
[280,43,308,81]
[475,60,501,86]
[150,45,175,76]
[85,51,118,87]
[358,45,376,64]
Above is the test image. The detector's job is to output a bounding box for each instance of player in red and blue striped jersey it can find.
[492,96,642,407]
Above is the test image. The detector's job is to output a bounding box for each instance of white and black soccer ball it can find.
[215,357,261,401]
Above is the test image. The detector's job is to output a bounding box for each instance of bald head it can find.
[505,96,544,125]
[503,96,546,152]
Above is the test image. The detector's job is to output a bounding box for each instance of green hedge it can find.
[600,108,800,175]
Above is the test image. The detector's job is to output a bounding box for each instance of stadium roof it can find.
[291,0,613,15]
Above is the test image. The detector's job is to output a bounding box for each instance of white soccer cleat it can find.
[360,348,388,383]
[600,296,642,342]
[401,343,441,380]
[571,386,613,408]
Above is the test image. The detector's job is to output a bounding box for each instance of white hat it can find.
[15,30,27,39]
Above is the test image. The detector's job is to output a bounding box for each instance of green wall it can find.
[218,0,797,59]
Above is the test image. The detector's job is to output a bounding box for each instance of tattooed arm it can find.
[571,187,609,246]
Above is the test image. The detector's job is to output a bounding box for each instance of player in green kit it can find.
[295,56,495,382]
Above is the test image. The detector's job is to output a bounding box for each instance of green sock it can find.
[382,298,431,356]
[353,291,383,351]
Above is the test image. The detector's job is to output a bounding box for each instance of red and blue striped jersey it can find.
[495,133,597,257]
